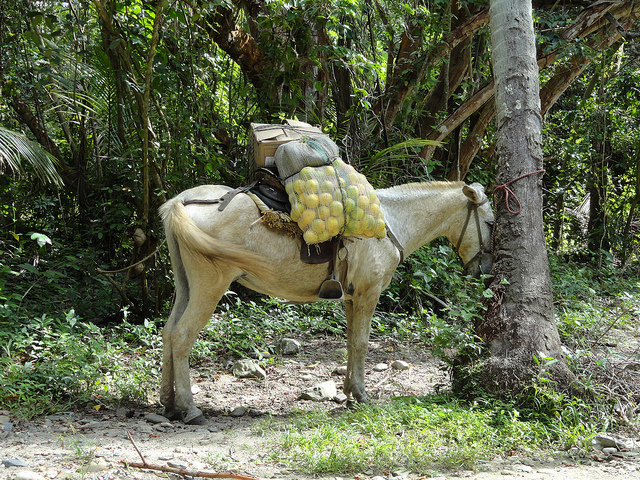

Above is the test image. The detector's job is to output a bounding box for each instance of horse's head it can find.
[454,183,494,279]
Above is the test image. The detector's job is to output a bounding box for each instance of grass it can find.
[254,394,601,476]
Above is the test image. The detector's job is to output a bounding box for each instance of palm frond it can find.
[0,127,63,186]
[364,138,442,186]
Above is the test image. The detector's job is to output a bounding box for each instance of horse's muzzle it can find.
[463,251,493,280]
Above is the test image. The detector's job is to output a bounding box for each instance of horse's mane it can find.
[377,181,465,197]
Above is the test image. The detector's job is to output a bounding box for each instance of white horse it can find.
[159,180,494,424]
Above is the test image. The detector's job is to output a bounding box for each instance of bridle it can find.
[454,200,493,274]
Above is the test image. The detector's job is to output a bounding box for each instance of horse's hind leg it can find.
[164,262,237,424]
[160,267,189,420]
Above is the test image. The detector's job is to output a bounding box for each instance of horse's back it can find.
[161,185,272,279]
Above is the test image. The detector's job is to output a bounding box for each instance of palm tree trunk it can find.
[458,0,577,395]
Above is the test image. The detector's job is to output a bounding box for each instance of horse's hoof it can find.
[185,413,207,425]
[163,409,184,422]
[346,392,370,407]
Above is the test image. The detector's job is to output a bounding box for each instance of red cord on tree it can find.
[493,170,545,215]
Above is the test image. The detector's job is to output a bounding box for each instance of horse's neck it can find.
[378,183,466,258]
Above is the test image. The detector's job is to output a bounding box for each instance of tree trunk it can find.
[459,0,577,394]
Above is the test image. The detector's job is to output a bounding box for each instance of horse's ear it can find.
[462,183,488,205]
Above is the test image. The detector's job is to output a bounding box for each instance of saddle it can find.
[251,168,344,299]
[182,167,344,299]
[250,168,290,213]
[251,168,338,269]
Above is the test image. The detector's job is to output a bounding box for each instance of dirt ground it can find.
[1,334,640,480]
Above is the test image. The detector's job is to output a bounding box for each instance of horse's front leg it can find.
[343,290,380,403]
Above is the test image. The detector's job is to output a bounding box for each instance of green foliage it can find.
[0,311,161,418]
[0,127,63,186]
[549,253,640,349]
[542,48,640,261]
[191,296,346,362]
[260,393,601,475]
[0,227,118,322]
[380,242,489,363]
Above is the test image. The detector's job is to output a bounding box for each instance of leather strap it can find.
[455,200,491,271]
[386,225,405,264]
[182,182,257,211]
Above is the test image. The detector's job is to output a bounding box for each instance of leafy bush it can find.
[0,310,161,418]
[1,230,119,322]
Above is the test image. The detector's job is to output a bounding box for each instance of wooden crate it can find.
[248,120,325,167]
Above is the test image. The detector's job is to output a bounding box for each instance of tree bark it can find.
[419,0,640,176]
[372,7,490,131]
[465,0,577,394]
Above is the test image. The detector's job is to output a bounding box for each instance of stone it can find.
[333,365,348,375]
[145,413,170,424]
[138,424,154,434]
[230,406,249,417]
[602,447,619,454]
[514,464,533,472]
[278,338,302,355]
[301,374,315,381]
[167,459,189,470]
[249,350,272,360]
[392,469,412,478]
[14,471,45,480]
[115,406,135,418]
[537,468,560,474]
[334,347,348,358]
[373,363,388,371]
[300,380,338,401]
[333,393,348,404]
[86,461,109,472]
[54,472,79,480]
[592,433,626,450]
[391,360,410,370]
[2,458,28,468]
[232,359,267,379]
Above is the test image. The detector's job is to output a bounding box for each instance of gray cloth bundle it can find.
[274,136,340,179]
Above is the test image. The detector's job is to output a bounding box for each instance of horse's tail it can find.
[159,197,271,279]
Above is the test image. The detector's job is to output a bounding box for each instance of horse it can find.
[159,180,494,424]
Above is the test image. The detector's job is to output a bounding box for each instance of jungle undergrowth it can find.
[0,248,639,475]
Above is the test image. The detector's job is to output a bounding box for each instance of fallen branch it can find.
[122,461,261,480]
[124,430,261,480]
[127,431,147,465]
